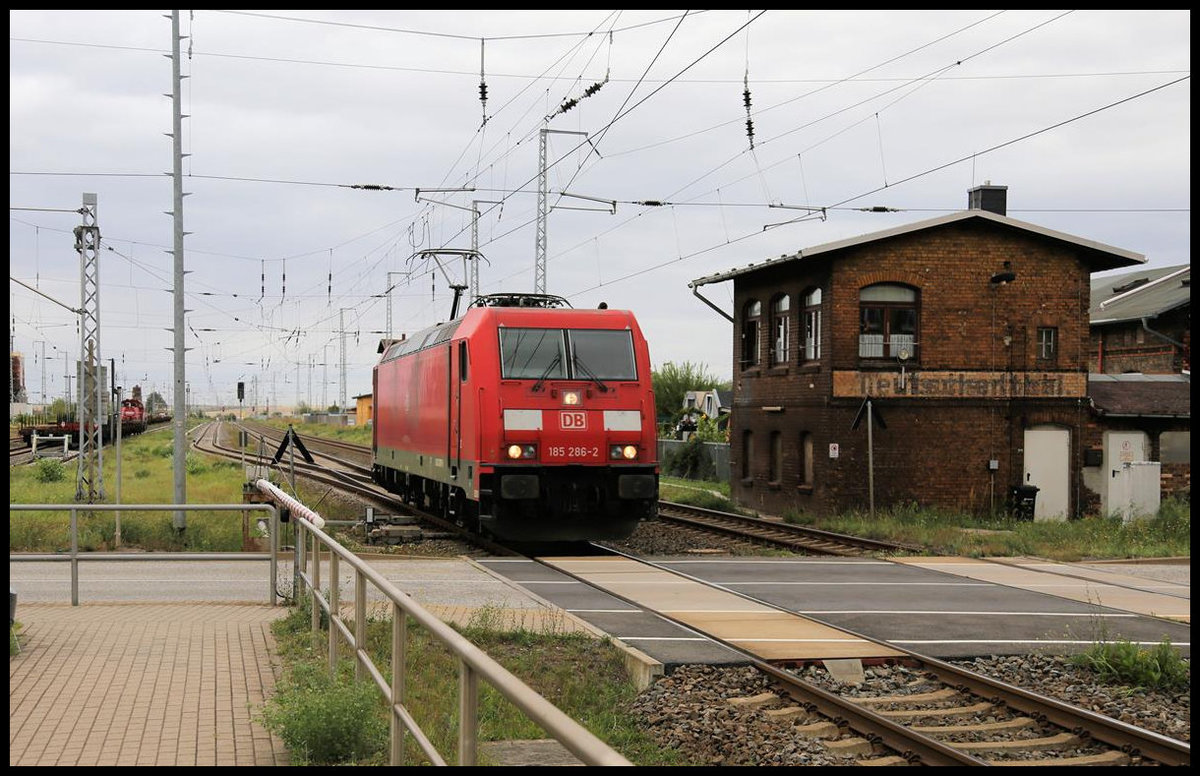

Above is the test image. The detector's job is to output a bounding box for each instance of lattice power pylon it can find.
[74,192,105,503]
[535,126,548,294]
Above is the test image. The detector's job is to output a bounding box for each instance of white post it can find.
[867,399,875,519]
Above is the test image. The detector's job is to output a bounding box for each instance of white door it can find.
[1102,431,1149,516]
[1023,426,1070,521]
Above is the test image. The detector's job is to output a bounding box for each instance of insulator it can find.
[743,88,752,110]
[746,118,755,137]
[560,98,578,114]
[479,82,488,101]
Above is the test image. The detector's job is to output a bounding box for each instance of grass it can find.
[262,600,687,766]
[253,417,371,447]
[14,443,1188,759]
[659,475,1190,561]
[8,423,365,553]
[1070,636,1190,691]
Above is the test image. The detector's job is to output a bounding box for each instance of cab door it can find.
[449,340,467,480]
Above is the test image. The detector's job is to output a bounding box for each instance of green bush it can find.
[184,454,206,475]
[1070,637,1189,691]
[663,436,716,481]
[260,662,388,765]
[34,458,67,483]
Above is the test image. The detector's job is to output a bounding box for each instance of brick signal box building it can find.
[690,185,1145,520]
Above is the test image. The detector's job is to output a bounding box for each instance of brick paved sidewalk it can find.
[9,603,290,767]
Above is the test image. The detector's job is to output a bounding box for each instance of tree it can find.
[650,361,726,427]
[145,391,167,415]
[46,397,71,418]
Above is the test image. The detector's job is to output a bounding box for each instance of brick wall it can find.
[1089,306,1189,374]
[725,218,1103,518]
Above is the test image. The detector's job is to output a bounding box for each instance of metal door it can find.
[1022,426,1070,520]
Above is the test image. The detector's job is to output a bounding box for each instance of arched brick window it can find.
[769,430,782,483]
[800,432,814,487]
[859,283,919,360]
[740,300,762,370]
[802,287,822,362]
[769,294,790,366]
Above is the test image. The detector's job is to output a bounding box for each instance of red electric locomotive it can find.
[119,397,146,431]
[372,293,659,543]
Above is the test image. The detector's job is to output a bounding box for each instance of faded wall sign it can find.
[832,370,1086,399]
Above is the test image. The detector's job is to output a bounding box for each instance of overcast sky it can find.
[9,9,1190,411]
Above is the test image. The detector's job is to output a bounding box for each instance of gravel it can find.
[615,519,1189,764]
[631,657,1189,766]
[340,503,1191,764]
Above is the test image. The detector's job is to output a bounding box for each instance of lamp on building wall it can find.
[990,261,1016,286]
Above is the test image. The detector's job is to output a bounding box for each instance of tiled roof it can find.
[690,209,1145,287]
[1088,374,1190,418]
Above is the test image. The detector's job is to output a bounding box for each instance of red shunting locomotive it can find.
[372,293,659,543]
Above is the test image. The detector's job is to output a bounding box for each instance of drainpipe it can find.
[690,283,734,323]
[1141,317,1184,348]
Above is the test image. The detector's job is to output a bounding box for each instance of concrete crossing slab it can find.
[540,557,904,662]
[892,556,1190,622]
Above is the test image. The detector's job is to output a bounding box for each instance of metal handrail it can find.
[254,479,631,767]
[9,503,280,605]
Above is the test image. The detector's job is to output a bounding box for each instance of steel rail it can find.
[573,545,1190,766]
[658,499,921,555]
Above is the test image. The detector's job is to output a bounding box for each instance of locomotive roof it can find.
[379,304,639,363]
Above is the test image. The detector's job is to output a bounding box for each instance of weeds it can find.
[1070,637,1190,691]
[259,661,388,765]
[33,458,66,483]
[262,597,682,766]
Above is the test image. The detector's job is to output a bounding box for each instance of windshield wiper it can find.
[531,353,562,392]
[572,356,609,393]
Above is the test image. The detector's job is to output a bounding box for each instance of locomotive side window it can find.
[459,341,468,382]
[567,329,637,380]
[499,328,566,379]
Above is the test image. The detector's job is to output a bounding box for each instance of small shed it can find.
[353,393,373,428]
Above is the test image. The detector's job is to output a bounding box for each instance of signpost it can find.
[851,398,886,519]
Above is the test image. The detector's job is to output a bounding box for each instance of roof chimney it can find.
[968,181,1007,216]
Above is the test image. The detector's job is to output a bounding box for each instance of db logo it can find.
[560,411,587,430]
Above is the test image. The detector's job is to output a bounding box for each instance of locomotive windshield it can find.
[499,328,567,379]
[569,329,637,380]
[499,328,636,381]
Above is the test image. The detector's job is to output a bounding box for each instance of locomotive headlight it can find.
[610,444,638,460]
[508,444,537,459]
[561,390,581,406]
[507,444,523,459]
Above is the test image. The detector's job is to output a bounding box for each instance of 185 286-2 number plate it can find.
[546,445,600,459]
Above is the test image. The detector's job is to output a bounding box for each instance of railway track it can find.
[656,500,921,557]
[580,549,1190,766]
[211,424,922,557]
[191,421,515,557]
[187,421,1188,764]
[237,419,372,467]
